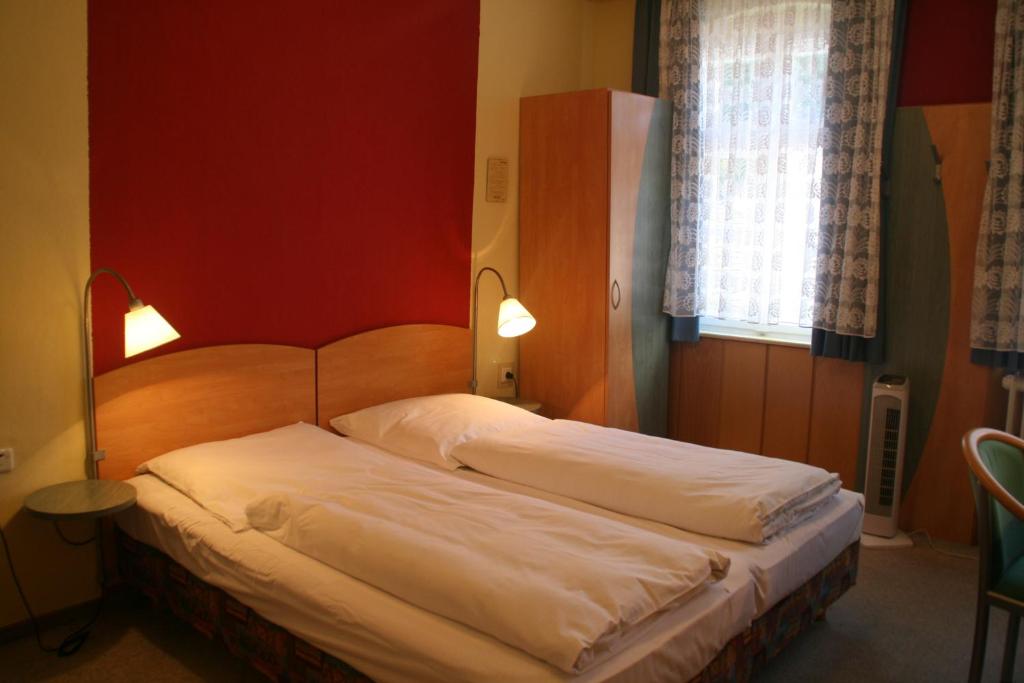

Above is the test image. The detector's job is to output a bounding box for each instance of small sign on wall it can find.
[486,157,509,203]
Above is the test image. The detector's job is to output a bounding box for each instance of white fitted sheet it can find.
[118,473,757,683]
[454,468,864,616]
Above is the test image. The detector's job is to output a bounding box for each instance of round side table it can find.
[25,479,136,521]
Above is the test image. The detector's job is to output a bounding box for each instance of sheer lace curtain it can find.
[662,0,831,327]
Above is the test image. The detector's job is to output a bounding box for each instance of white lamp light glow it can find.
[124,303,181,358]
[497,297,536,338]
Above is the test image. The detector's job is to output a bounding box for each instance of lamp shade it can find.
[124,304,181,357]
[497,297,536,338]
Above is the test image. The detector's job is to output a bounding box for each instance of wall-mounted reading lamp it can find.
[83,268,180,478]
[470,267,536,395]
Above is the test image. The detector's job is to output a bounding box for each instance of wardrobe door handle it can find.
[611,279,621,310]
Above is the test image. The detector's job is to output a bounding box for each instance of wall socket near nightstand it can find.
[498,363,516,387]
[0,447,14,473]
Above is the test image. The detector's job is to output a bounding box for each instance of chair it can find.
[963,428,1024,683]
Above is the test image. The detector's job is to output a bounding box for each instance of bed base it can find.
[115,528,858,683]
[690,541,859,682]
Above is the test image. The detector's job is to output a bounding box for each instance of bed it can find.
[94,324,862,682]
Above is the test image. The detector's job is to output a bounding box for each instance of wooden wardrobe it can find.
[519,89,670,436]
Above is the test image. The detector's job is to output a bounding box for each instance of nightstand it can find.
[25,479,136,521]
[14,479,136,655]
[499,398,543,414]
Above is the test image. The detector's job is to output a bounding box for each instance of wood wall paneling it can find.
[668,342,684,439]
[899,104,1003,544]
[716,340,768,453]
[859,107,952,501]
[669,340,862,480]
[671,338,725,447]
[762,346,814,462]
[807,357,865,493]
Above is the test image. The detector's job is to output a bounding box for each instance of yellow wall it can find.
[472,0,635,396]
[0,1,93,628]
[582,0,637,91]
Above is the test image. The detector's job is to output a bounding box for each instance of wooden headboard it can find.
[317,324,471,428]
[95,344,315,480]
[93,325,472,479]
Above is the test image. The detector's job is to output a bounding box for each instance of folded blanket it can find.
[450,420,841,543]
[247,482,728,674]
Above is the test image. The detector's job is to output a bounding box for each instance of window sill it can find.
[698,330,811,349]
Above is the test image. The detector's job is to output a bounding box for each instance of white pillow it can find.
[137,422,344,531]
[329,393,548,469]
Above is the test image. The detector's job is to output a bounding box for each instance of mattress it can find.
[455,467,864,616]
[118,473,757,683]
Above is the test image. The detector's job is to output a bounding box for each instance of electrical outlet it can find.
[0,447,14,473]
[498,364,515,386]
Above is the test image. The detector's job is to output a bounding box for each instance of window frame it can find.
[699,317,812,348]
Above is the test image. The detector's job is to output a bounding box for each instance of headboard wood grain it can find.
[95,344,315,480]
[317,324,471,428]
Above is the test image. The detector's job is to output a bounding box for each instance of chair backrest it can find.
[963,428,1024,588]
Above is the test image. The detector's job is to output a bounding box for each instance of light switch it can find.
[486,157,509,203]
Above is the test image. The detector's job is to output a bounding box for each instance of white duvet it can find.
[450,420,842,544]
[139,423,729,674]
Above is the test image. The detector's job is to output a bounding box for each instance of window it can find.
[692,0,831,344]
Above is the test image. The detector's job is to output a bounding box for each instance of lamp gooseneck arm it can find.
[82,268,140,478]
[470,267,511,395]
[85,267,142,308]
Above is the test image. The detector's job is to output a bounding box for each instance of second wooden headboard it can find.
[316,324,471,428]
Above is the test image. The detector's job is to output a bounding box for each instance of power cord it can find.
[53,521,96,547]
[508,373,520,401]
[907,528,977,561]
[0,522,105,656]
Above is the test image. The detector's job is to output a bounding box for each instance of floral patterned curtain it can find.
[660,0,703,322]
[660,0,831,327]
[970,0,1024,359]
[811,0,896,339]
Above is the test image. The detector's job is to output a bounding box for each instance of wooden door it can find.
[605,92,671,435]
[605,92,650,431]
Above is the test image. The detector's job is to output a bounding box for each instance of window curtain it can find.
[810,0,902,362]
[657,0,703,342]
[970,0,1024,371]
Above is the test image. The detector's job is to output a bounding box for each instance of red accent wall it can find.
[88,1,479,374]
[898,0,996,106]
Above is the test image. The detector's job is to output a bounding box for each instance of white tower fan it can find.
[861,374,913,547]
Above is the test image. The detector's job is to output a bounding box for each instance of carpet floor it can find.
[0,538,1018,682]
